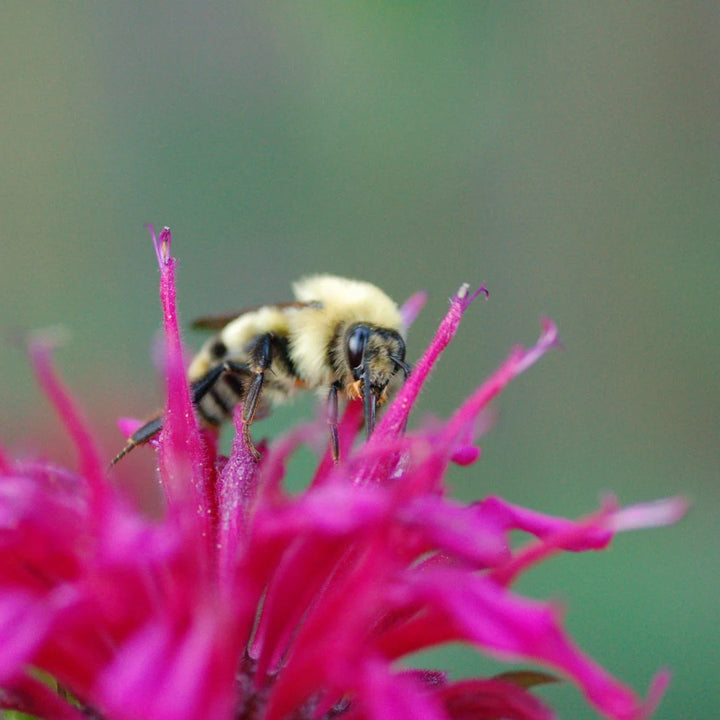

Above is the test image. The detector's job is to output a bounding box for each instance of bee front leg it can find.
[327,381,342,464]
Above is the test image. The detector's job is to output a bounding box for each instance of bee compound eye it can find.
[347,325,370,372]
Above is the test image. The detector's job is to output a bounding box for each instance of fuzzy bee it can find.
[112,274,410,465]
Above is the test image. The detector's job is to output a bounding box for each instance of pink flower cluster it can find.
[0,228,685,720]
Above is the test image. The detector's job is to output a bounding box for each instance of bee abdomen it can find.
[192,333,299,428]
[195,370,249,426]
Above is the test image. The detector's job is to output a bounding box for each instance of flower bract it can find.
[0,227,685,720]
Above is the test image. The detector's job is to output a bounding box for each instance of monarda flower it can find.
[0,227,685,720]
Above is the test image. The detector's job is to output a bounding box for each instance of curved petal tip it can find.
[146,224,172,267]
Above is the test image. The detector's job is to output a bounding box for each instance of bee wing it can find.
[191,313,251,331]
[190,301,321,332]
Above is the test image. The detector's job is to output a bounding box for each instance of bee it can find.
[112,274,410,465]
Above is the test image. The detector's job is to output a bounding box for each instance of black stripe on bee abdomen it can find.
[191,332,299,429]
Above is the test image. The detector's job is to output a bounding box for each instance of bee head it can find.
[344,323,410,436]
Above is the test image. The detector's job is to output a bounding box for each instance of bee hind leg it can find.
[191,360,248,404]
[111,361,249,467]
[110,414,164,467]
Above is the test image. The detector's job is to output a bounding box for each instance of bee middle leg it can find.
[238,333,282,461]
[166,334,277,463]
[192,357,265,460]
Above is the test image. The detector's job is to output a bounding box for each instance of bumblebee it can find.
[112,274,410,465]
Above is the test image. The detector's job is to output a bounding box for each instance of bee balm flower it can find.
[0,227,685,720]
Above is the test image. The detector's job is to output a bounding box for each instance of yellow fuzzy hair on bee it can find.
[289,274,403,388]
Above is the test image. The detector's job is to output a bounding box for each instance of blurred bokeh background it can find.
[2,4,717,718]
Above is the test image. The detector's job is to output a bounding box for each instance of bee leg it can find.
[110,414,164,467]
[111,361,250,467]
[240,334,277,462]
[327,381,342,464]
[191,364,227,404]
[191,360,249,404]
[241,374,264,461]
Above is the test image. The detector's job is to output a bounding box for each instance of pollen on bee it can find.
[348,380,363,400]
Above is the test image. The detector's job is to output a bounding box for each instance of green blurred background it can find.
[1,3,717,718]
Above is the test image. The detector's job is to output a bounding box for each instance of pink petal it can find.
[442,319,560,446]
[264,548,398,720]
[491,497,687,587]
[28,339,106,516]
[252,538,347,681]
[373,283,487,441]
[98,616,238,720]
[400,290,428,330]
[451,444,481,465]
[399,496,510,568]
[608,497,689,532]
[148,226,217,544]
[358,658,451,720]
[0,591,54,680]
[216,407,260,587]
[409,568,667,720]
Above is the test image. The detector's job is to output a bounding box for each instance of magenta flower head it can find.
[0,227,686,720]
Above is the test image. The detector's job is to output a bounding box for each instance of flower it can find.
[0,227,685,720]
